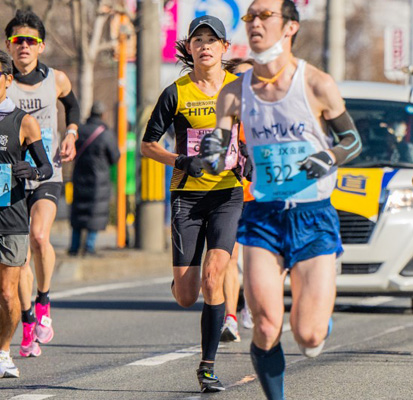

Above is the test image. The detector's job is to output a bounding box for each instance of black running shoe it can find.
[196,367,225,392]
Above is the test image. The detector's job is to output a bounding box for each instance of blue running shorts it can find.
[237,198,343,269]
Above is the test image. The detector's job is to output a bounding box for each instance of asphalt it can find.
[51,220,172,285]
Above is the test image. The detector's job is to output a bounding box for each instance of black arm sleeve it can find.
[59,90,80,127]
[142,83,178,143]
[327,110,362,165]
[27,140,53,181]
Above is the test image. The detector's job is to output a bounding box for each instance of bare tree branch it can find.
[42,0,55,25]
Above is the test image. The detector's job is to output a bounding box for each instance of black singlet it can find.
[0,108,29,234]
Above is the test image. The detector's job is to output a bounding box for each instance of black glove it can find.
[243,157,253,182]
[239,141,253,181]
[298,150,334,179]
[12,161,39,180]
[199,129,229,175]
[175,154,204,178]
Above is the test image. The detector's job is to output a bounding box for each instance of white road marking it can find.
[48,277,171,300]
[9,395,54,400]
[353,296,395,306]
[127,344,228,367]
[287,321,413,366]
[128,345,201,366]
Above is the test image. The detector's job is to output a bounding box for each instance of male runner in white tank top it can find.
[199,1,361,398]
[5,10,79,358]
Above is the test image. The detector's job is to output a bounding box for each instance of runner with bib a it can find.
[5,10,79,358]
[199,1,361,399]
[0,50,52,378]
[141,16,244,393]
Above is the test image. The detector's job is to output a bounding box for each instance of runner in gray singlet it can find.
[5,9,79,358]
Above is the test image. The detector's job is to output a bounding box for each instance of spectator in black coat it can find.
[68,101,120,256]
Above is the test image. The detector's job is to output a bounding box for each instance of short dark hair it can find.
[282,0,299,45]
[5,10,46,41]
[225,58,254,74]
[0,50,13,75]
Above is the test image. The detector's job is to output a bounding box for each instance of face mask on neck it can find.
[249,25,290,65]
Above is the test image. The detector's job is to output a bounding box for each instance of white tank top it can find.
[8,68,61,189]
[241,59,336,203]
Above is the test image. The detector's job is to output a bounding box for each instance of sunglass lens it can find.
[259,11,274,20]
[10,36,39,45]
[241,14,254,22]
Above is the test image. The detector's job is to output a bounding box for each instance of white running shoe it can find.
[0,351,20,378]
[298,317,333,358]
[220,315,241,342]
[241,307,254,329]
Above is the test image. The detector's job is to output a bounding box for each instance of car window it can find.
[343,99,413,167]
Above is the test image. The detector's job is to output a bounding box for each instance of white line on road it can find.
[127,345,201,366]
[48,277,171,300]
[354,296,395,306]
[8,395,54,400]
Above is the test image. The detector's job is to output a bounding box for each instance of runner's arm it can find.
[141,83,178,167]
[55,69,78,162]
[314,72,362,165]
[199,80,242,174]
[14,114,52,181]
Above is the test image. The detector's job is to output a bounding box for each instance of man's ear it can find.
[38,41,45,55]
[285,21,299,38]
[5,74,13,89]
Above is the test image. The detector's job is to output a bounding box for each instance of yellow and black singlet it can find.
[143,71,242,191]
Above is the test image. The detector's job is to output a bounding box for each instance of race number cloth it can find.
[25,128,53,166]
[240,60,337,203]
[253,141,317,202]
[187,125,239,170]
[0,164,12,207]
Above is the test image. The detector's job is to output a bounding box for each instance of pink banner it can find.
[162,0,178,63]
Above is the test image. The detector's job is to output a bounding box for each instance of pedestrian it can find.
[199,1,361,398]
[69,101,120,256]
[0,50,52,378]
[5,9,80,357]
[221,58,254,343]
[141,15,246,392]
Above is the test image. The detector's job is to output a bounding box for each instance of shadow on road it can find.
[51,299,203,312]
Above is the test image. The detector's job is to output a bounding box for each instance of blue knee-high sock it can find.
[201,302,225,361]
[250,342,285,400]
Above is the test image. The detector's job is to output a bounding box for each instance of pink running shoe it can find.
[34,303,54,344]
[20,322,41,357]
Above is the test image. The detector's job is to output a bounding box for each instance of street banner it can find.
[384,26,409,81]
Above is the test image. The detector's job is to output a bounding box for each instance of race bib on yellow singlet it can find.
[253,141,317,202]
[0,164,12,207]
[187,126,239,170]
[25,128,53,167]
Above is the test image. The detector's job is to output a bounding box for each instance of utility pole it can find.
[325,0,346,81]
[135,0,165,251]
[117,12,128,248]
[410,0,413,85]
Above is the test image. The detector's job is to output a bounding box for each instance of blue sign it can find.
[194,0,240,32]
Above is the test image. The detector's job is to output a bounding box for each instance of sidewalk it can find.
[51,220,172,284]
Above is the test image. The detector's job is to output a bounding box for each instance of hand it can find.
[12,161,38,180]
[243,157,253,181]
[199,131,227,175]
[175,155,204,178]
[298,150,334,179]
[60,134,76,162]
[239,141,253,181]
